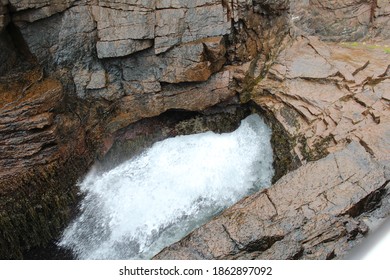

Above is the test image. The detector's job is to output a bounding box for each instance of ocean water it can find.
[59,114,274,259]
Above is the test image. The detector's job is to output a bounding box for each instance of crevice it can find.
[352,60,370,76]
[222,224,243,251]
[370,0,378,23]
[358,138,375,157]
[378,65,390,78]
[243,235,284,253]
[264,189,279,217]
[0,21,37,76]
[345,180,390,217]
[289,247,304,260]
[248,101,300,183]
[307,41,334,67]
[326,250,336,260]
[6,22,35,63]
[334,154,345,181]
[322,192,337,206]
[351,96,369,108]
[221,0,232,21]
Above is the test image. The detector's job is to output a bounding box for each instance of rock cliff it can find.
[0,0,389,259]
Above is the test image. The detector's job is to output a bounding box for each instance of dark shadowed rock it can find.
[0,0,9,32]
[0,67,99,258]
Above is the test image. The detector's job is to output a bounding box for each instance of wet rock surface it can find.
[155,142,389,259]
[156,34,390,259]
[0,0,389,259]
[0,68,98,259]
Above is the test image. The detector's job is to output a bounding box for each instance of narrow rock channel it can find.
[59,114,274,259]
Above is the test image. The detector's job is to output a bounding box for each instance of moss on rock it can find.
[0,153,92,259]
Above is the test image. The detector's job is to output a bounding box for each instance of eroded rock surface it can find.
[154,38,390,260]
[155,34,390,259]
[0,70,63,179]
[254,36,390,162]
[10,0,75,23]
[290,0,390,41]
[6,0,289,100]
[107,70,234,133]
[0,68,99,258]
[155,142,389,259]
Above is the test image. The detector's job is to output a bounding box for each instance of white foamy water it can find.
[59,114,274,259]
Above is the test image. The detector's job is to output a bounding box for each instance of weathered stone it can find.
[96,39,153,59]
[91,2,155,59]
[106,70,233,133]
[91,5,155,41]
[290,0,372,41]
[18,5,96,68]
[160,37,226,83]
[0,67,102,259]
[253,36,390,161]
[155,1,230,54]
[86,70,106,90]
[374,0,390,39]
[152,25,390,260]
[8,0,290,97]
[98,0,155,12]
[9,0,70,11]
[10,0,76,23]
[355,117,390,166]
[1,0,389,261]
[101,35,226,96]
[0,70,62,178]
[154,142,388,259]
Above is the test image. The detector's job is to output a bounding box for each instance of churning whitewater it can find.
[59,114,274,259]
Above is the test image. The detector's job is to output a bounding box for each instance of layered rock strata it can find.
[155,142,389,259]
[255,36,390,163]
[290,0,390,41]
[0,68,98,258]
[155,35,390,260]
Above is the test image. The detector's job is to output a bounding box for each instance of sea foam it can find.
[59,114,274,259]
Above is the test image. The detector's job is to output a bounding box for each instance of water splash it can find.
[59,114,274,259]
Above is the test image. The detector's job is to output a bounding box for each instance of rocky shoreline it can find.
[1,0,389,259]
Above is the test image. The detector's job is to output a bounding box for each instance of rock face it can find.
[0,0,389,259]
[106,70,235,133]
[0,70,62,178]
[2,0,290,128]
[290,0,390,41]
[91,0,231,56]
[155,142,388,259]
[254,36,390,163]
[0,68,98,259]
[155,35,390,260]
[9,0,75,23]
